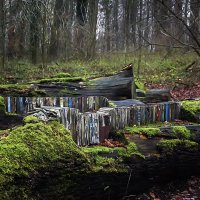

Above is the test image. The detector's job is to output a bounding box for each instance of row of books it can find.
[47,102,180,146]
[4,96,181,146]
[4,96,109,114]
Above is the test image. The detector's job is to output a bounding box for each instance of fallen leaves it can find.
[146,83,200,101]
[135,176,200,200]
[100,139,124,148]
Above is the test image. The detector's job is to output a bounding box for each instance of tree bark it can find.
[49,0,64,59]
[30,0,40,64]
[86,0,99,59]
[0,0,6,70]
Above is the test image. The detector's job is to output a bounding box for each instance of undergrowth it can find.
[0,51,198,84]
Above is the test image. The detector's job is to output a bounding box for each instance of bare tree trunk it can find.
[41,2,47,70]
[74,0,88,58]
[144,0,150,47]
[137,0,142,79]
[174,0,183,43]
[0,0,6,70]
[113,0,119,50]
[49,0,64,60]
[124,0,130,51]
[7,0,19,58]
[30,0,40,64]
[64,0,74,61]
[130,0,137,48]
[183,0,189,44]
[103,0,111,52]
[86,0,99,59]
[190,0,200,47]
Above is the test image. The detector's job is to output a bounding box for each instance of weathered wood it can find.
[146,89,171,102]
[34,67,145,100]
[28,101,180,146]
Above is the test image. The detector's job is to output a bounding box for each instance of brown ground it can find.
[134,176,200,200]
[146,83,200,101]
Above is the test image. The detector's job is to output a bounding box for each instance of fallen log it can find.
[146,89,171,102]
[35,66,136,99]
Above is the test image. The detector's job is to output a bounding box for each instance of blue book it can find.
[69,97,73,108]
[165,103,169,122]
[7,97,11,113]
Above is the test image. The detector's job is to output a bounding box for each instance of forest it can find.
[0,0,199,71]
[0,0,200,200]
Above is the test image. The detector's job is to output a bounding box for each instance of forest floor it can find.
[147,82,200,101]
[1,51,200,100]
[135,176,200,200]
[0,51,199,84]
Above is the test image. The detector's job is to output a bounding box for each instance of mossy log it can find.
[1,122,200,199]
[35,67,145,100]
[180,100,200,122]
[27,150,200,200]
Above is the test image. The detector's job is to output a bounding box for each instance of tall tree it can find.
[75,0,88,57]
[49,0,63,59]
[0,0,6,70]
[30,0,41,64]
[190,0,200,47]
[86,0,99,59]
[103,0,111,52]
[113,0,119,50]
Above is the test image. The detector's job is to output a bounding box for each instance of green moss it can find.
[82,146,115,155]
[53,72,71,78]
[157,139,198,152]
[23,116,41,124]
[125,127,161,138]
[0,84,42,96]
[59,89,78,95]
[82,142,142,158]
[125,142,143,157]
[135,79,146,91]
[108,102,117,108]
[34,77,86,84]
[29,90,47,96]
[0,120,90,186]
[171,126,191,140]
[83,142,144,172]
[0,96,6,115]
[181,100,200,122]
[92,156,121,172]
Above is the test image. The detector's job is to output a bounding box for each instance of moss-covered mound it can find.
[125,127,161,138]
[53,72,71,78]
[171,126,191,140]
[157,139,198,153]
[0,96,6,116]
[82,142,144,172]
[0,118,89,186]
[181,100,200,122]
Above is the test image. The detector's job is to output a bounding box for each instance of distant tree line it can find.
[0,0,199,69]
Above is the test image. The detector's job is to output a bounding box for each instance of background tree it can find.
[0,0,199,70]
